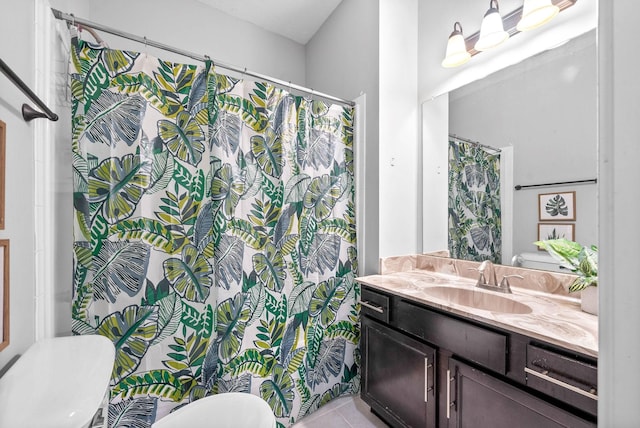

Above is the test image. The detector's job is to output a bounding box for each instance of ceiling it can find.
[194,0,343,45]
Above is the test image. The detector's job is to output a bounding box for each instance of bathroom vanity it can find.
[357,255,598,428]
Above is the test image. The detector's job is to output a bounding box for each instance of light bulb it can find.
[517,0,559,31]
[442,22,471,68]
[475,1,509,51]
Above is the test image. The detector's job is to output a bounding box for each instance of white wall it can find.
[421,95,449,254]
[449,31,597,257]
[306,0,380,275]
[378,0,419,258]
[599,1,640,424]
[31,0,74,340]
[0,0,37,370]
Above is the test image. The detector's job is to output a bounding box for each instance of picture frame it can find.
[0,120,5,230]
[538,191,576,221]
[537,223,575,244]
[0,240,9,352]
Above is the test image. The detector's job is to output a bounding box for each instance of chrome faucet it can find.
[478,260,498,287]
[472,261,521,294]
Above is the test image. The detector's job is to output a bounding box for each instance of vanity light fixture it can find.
[517,0,560,31]
[441,22,471,68]
[442,0,576,68]
[475,0,509,51]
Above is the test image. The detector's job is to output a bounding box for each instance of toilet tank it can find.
[513,252,566,273]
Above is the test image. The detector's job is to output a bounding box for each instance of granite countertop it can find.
[356,268,598,358]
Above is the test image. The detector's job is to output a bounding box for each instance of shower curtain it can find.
[70,39,359,427]
[448,139,501,263]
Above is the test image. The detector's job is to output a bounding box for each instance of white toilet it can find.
[0,335,115,428]
[513,251,566,272]
[151,392,277,428]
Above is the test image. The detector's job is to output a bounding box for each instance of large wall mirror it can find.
[422,29,597,270]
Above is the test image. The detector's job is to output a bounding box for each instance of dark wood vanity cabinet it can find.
[359,285,597,428]
[360,286,437,427]
[447,358,593,428]
[362,317,437,427]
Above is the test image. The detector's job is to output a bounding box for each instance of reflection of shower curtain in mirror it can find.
[70,39,358,427]
[448,140,501,263]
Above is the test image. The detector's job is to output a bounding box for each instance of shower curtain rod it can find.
[50,8,355,107]
[449,134,501,153]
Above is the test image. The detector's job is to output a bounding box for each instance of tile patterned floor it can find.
[291,395,388,428]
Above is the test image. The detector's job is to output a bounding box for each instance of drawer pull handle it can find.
[524,367,598,401]
[361,300,384,314]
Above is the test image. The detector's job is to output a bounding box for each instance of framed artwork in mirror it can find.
[0,240,9,351]
[538,223,575,244]
[0,120,4,229]
[538,191,576,221]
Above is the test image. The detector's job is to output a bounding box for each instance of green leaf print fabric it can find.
[71,38,218,424]
[210,75,359,427]
[71,39,358,428]
[448,140,502,263]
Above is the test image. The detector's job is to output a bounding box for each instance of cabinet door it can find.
[361,316,436,427]
[446,358,595,428]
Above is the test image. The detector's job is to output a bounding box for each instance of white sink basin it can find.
[0,335,115,428]
[422,286,533,314]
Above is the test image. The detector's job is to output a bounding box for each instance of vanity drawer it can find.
[360,286,391,323]
[525,343,597,416]
[396,299,508,374]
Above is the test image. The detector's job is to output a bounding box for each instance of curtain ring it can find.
[70,14,79,40]
[203,55,214,70]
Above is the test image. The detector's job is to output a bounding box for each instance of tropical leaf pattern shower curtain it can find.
[448,139,501,263]
[209,74,359,426]
[70,39,358,428]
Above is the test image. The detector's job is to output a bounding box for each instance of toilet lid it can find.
[0,335,114,428]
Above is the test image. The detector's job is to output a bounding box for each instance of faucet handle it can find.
[467,267,487,286]
[499,274,523,293]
